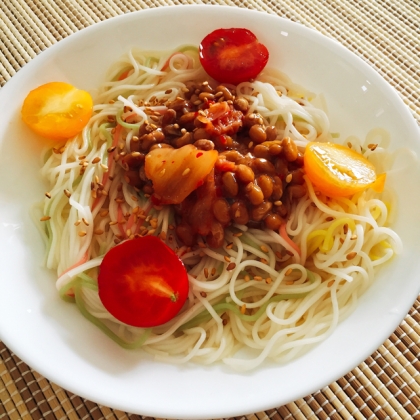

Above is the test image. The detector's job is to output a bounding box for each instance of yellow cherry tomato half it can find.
[304,141,386,197]
[21,82,93,141]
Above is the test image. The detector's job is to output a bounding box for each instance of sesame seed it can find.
[240,304,246,314]
[274,200,282,206]
[94,229,104,235]
[233,232,242,237]
[78,231,87,237]
[285,268,293,276]
[109,221,118,226]
[92,157,101,164]
[265,277,272,284]
[343,224,349,234]
[275,251,282,259]
[200,291,207,298]
[160,169,166,176]
[131,136,139,142]
[182,168,191,176]
[126,229,132,237]
[227,262,236,271]
[244,275,250,282]
[260,245,269,253]
[226,242,233,249]
[327,280,334,287]
[346,251,357,260]
[350,234,357,240]
[254,276,263,281]
[224,255,231,263]
[64,189,71,198]
[45,192,51,199]
[211,267,216,276]
[286,174,292,183]
[100,164,109,171]
[82,218,89,226]
[204,268,209,278]
[74,220,81,226]
[326,216,334,221]
[107,146,116,153]
[347,142,352,148]
[260,258,268,264]
[40,216,51,221]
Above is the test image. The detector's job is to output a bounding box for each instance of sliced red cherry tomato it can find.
[98,236,189,328]
[21,82,93,141]
[199,28,269,85]
[304,142,386,197]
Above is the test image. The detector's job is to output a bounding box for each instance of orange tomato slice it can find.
[304,142,386,197]
[21,82,93,141]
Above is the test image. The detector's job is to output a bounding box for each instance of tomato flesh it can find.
[304,142,386,197]
[199,28,269,84]
[21,82,93,141]
[98,236,189,328]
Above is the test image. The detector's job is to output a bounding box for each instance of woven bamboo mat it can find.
[1,1,419,419]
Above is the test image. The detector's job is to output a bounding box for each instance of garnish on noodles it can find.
[32,29,402,370]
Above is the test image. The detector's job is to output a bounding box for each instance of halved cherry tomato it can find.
[98,236,189,328]
[21,82,93,141]
[304,142,386,197]
[199,28,269,84]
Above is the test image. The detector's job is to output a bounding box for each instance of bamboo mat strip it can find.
[0,0,420,419]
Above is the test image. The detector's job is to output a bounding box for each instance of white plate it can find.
[0,5,419,419]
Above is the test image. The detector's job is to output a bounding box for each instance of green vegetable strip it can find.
[59,274,150,349]
[180,292,308,331]
[116,109,141,130]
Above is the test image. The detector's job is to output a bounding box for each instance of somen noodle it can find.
[35,45,402,370]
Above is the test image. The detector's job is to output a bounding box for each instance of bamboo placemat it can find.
[1,1,419,419]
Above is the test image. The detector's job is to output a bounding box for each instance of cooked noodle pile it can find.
[36,46,402,370]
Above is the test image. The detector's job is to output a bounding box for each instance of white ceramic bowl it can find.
[0,5,419,419]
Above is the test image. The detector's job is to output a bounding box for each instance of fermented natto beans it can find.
[235,164,255,183]
[249,124,267,144]
[253,144,271,160]
[271,175,283,200]
[198,91,215,101]
[264,213,283,230]
[194,139,214,150]
[253,158,276,175]
[222,171,239,196]
[193,127,209,141]
[212,198,231,224]
[256,174,274,199]
[251,201,273,221]
[216,85,233,101]
[265,125,277,141]
[222,150,244,163]
[282,137,298,161]
[233,97,249,113]
[243,113,263,128]
[246,182,264,205]
[230,201,249,225]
